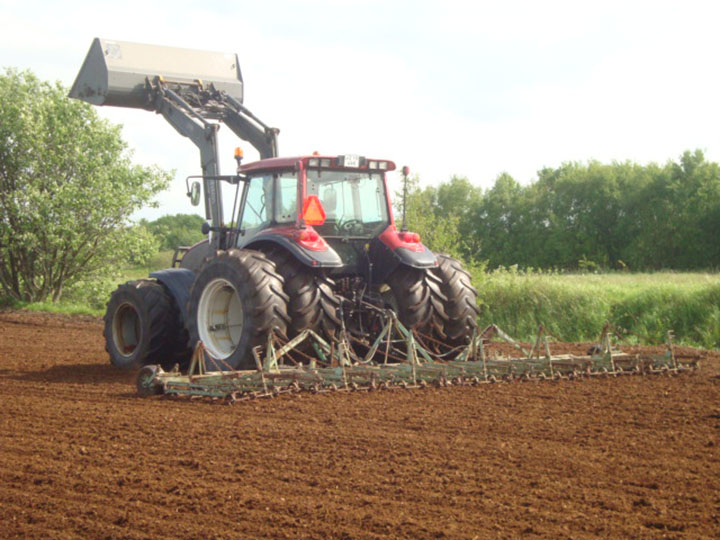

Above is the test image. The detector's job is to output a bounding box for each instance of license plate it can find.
[343,154,360,168]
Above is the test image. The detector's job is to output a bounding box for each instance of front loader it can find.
[69,38,480,371]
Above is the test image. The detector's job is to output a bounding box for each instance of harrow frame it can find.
[136,313,699,402]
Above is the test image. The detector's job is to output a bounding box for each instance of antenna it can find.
[400,165,410,232]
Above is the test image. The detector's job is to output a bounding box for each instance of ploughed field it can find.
[1,311,719,540]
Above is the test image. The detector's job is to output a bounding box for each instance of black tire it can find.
[265,247,341,341]
[187,249,290,370]
[385,266,447,336]
[432,254,480,346]
[103,280,189,370]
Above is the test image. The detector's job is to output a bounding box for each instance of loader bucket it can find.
[69,38,243,109]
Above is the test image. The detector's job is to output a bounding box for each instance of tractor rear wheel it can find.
[104,280,188,370]
[187,249,290,370]
[385,266,447,337]
[432,254,480,346]
[265,248,341,342]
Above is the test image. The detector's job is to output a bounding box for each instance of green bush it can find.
[59,251,176,311]
[142,214,205,251]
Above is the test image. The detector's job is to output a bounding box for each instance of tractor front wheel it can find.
[103,280,187,370]
[187,249,290,370]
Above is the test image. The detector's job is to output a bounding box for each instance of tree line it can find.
[403,150,720,271]
[140,214,206,251]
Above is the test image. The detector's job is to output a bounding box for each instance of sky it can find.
[3,0,720,220]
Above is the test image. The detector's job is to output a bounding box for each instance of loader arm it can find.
[146,81,279,238]
[150,83,223,229]
[69,38,279,249]
[221,93,279,160]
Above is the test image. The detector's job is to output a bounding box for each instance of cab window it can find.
[275,173,298,223]
[241,175,272,230]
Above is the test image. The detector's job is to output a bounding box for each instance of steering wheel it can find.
[337,219,364,234]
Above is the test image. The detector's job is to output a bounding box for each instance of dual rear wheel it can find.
[432,254,481,346]
[384,255,480,349]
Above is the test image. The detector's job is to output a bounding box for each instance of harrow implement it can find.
[136,313,699,402]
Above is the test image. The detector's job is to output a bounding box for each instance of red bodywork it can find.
[378,225,424,252]
[252,225,328,253]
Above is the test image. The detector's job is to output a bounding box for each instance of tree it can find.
[471,172,531,267]
[142,213,206,251]
[396,175,468,259]
[527,161,631,269]
[140,214,206,249]
[0,69,171,302]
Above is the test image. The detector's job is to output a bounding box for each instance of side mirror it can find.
[188,181,201,206]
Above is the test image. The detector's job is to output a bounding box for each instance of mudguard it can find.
[178,239,211,273]
[368,236,437,284]
[241,234,343,268]
[392,246,437,268]
[149,268,195,325]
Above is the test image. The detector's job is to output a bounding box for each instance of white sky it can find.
[3,0,720,220]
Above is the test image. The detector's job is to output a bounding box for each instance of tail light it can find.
[293,227,327,251]
[298,229,319,243]
[398,231,421,244]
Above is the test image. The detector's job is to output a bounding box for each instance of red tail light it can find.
[292,227,327,251]
[398,231,421,243]
[298,229,319,243]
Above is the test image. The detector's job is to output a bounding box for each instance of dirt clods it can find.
[1,310,719,539]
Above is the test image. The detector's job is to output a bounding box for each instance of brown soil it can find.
[1,310,719,539]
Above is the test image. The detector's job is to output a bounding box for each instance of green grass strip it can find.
[474,269,720,349]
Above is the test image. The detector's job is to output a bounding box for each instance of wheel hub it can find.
[112,302,140,357]
[197,278,244,360]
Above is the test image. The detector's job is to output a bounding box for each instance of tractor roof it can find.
[240,155,396,174]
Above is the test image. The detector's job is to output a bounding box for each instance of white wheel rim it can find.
[197,278,244,360]
[112,302,140,357]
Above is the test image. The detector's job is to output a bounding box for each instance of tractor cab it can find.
[235,154,434,283]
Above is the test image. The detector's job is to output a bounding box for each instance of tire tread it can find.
[432,254,480,345]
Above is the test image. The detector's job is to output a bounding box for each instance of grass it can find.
[473,268,720,349]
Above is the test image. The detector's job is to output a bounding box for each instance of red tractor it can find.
[70,39,479,370]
